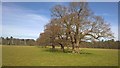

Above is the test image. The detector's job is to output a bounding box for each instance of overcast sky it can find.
[2,2,118,40]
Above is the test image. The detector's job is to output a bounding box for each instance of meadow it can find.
[2,45,119,66]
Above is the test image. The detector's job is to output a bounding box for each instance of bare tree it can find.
[38,2,114,53]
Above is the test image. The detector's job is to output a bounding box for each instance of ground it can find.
[2,45,119,66]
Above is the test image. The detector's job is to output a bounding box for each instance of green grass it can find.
[2,45,119,66]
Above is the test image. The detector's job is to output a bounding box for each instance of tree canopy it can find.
[37,2,114,53]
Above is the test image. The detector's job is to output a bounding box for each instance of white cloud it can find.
[2,5,50,39]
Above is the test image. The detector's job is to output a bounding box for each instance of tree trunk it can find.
[52,45,55,50]
[72,43,75,53]
[59,43,65,52]
[75,40,80,53]
[66,44,70,50]
[72,40,80,53]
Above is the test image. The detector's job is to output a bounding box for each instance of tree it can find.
[37,33,51,47]
[10,36,13,45]
[45,19,66,51]
[38,2,114,53]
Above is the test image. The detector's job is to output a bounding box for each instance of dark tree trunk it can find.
[72,43,75,53]
[59,43,65,52]
[52,45,55,50]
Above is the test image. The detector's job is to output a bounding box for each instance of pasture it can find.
[2,45,118,66]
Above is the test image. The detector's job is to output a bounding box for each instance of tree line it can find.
[1,36,119,49]
[36,2,118,53]
[0,36,36,46]
[80,39,119,49]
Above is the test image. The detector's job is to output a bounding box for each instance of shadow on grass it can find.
[44,48,92,54]
[44,48,63,53]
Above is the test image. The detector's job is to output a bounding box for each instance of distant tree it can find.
[6,37,10,45]
[10,36,13,45]
[0,37,3,45]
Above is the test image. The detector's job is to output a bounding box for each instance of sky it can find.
[1,2,118,40]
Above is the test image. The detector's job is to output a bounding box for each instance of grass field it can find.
[2,45,119,66]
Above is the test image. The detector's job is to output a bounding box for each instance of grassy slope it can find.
[2,45,118,66]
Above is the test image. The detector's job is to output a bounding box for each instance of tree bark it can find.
[52,44,55,50]
[72,43,75,53]
[75,40,80,53]
[59,43,65,52]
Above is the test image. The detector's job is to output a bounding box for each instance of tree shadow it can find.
[44,48,92,54]
[79,52,92,54]
[65,50,92,54]
[44,48,64,53]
